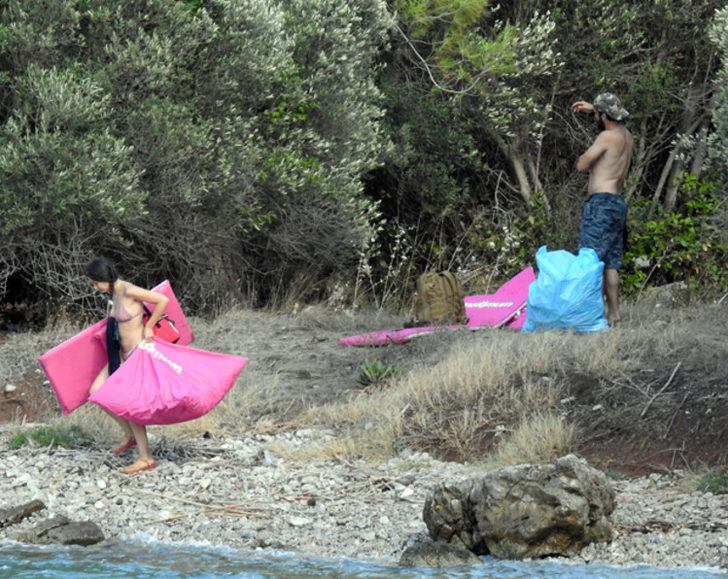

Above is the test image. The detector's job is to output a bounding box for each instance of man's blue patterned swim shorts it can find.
[578,193,628,270]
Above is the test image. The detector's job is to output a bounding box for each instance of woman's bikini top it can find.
[109,282,143,324]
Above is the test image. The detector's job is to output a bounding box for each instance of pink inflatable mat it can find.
[88,339,246,425]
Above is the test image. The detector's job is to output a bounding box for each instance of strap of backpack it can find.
[440,272,460,296]
[142,304,168,328]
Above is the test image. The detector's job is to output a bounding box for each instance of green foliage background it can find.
[1,0,726,321]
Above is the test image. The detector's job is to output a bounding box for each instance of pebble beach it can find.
[1,426,727,573]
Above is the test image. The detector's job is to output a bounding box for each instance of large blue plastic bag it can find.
[522,246,608,333]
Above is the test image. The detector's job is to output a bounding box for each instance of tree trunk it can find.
[652,117,701,213]
[660,83,707,212]
[625,118,648,203]
[663,158,685,212]
[489,130,533,205]
[527,157,551,214]
[511,153,532,205]
[689,121,710,178]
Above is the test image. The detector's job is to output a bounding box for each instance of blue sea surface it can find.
[0,540,722,578]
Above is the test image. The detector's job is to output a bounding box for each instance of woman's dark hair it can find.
[86,258,118,296]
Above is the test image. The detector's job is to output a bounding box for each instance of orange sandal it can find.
[112,438,137,454]
[122,459,157,475]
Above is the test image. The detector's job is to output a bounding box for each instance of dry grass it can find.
[0,322,83,386]
[269,430,397,464]
[4,299,726,470]
[298,304,713,464]
[485,412,578,468]
[48,405,119,447]
[306,333,582,441]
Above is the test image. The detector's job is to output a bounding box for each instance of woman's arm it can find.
[125,284,170,340]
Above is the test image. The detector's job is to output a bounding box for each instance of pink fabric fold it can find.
[88,339,246,425]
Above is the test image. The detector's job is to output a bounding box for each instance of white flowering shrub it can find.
[707,6,728,185]
[0,0,394,311]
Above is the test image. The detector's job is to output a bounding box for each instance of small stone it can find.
[399,487,415,499]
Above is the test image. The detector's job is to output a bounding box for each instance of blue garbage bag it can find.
[522,246,608,333]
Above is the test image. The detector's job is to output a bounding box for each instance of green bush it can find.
[0,0,393,313]
[622,177,728,297]
[603,468,628,481]
[356,359,404,388]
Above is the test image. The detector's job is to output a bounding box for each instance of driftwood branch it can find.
[640,362,681,418]
[136,490,271,525]
[662,391,691,440]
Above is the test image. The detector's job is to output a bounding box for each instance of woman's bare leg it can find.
[89,366,134,447]
[90,351,154,472]
[129,423,151,461]
[123,423,156,473]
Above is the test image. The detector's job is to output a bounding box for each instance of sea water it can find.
[0,540,722,578]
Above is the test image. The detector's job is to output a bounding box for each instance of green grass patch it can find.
[698,471,728,494]
[9,425,93,450]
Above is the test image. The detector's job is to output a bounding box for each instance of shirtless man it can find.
[571,92,633,325]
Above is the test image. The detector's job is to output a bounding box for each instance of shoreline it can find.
[1,427,727,572]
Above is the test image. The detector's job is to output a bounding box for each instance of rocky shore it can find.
[1,426,727,573]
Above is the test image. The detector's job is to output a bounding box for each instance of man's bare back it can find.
[571,100,633,194]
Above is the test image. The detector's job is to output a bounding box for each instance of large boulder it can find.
[423,454,615,559]
[12,515,105,546]
[0,499,45,527]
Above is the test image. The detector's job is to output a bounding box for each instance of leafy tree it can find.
[704,5,728,255]
[391,0,563,206]
[0,2,146,304]
[707,5,728,185]
[0,0,394,313]
[2,0,727,318]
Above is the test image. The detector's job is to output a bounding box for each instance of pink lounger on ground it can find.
[463,267,535,328]
[88,340,247,425]
[340,267,535,346]
[38,281,195,415]
[339,324,459,347]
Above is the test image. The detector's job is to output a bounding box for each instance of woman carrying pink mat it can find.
[38,267,246,475]
[86,257,168,474]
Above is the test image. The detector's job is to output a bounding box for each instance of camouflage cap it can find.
[593,92,629,121]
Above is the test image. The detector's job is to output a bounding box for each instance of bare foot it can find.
[122,458,157,474]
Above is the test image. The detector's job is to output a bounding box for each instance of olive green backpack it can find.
[411,271,468,326]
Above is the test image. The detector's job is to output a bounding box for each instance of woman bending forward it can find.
[86,257,169,474]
